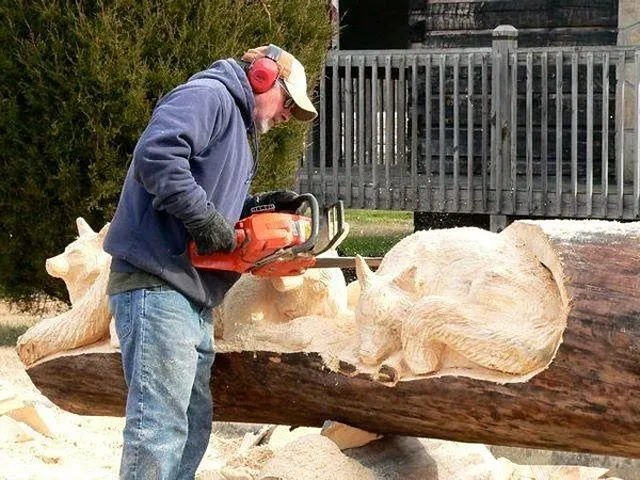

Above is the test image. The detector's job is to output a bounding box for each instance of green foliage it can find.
[0,324,30,347]
[0,0,333,302]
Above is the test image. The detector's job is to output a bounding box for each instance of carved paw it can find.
[375,351,406,384]
[403,339,445,375]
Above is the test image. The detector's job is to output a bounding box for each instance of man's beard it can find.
[256,119,271,135]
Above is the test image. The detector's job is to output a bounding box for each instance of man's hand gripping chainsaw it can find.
[188,193,375,276]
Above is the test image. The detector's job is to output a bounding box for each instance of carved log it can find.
[25,220,640,458]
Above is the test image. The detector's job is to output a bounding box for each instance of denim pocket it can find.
[109,291,134,340]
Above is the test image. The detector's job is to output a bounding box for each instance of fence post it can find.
[491,25,518,228]
[617,0,640,216]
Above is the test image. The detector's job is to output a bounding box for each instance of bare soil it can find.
[0,301,238,480]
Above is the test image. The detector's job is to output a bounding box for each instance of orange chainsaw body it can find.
[188,211,317,276]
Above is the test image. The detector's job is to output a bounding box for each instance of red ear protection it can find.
[247,45,283,94]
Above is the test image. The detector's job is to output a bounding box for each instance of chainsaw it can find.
[188,193,383,276]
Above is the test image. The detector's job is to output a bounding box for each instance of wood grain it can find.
[27,221,640,457]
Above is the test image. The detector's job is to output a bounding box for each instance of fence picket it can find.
[398,55,407,209]
[555,51,563,216]
[615,55,625,217]
[345,55,353,207]
[602,53,609,216]
[357,57,365,208]
[541,52,548,214]
[332,54,339,204]
[510,52,518,214]
[301,44,640,220]
[438,54,446,211]
[635,52,640,217]
[425,54,433,211]
[571,52,579,216]
[467,53,475,212]
[482,53,489,212]
[384,55,392,208]
[410,56,418,211]
[586,52,594,216]
[453,54,460,211]
[526,52,533,213]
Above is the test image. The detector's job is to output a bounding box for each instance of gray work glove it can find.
[241,190,300,218]
[186,209,237,255]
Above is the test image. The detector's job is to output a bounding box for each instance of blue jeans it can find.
[109,285,215,480]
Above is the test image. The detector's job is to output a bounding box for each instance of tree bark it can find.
[25,220,640,458]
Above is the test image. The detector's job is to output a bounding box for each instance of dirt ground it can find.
[0,345,250,480]
[0,301,242,480]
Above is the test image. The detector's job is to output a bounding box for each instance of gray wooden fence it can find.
[297,26,640,221]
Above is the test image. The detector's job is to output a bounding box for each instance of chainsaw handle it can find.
[289,193,319,255]
[235,229,246,246]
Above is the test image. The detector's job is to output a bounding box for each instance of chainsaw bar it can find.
[311,256,383,269]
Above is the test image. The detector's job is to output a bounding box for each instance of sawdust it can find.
[0,345,236,480]
[258,434,375,480]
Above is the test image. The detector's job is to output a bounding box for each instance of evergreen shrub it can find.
[0,0,333,302]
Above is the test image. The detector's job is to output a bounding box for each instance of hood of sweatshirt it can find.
[188,59,255,131]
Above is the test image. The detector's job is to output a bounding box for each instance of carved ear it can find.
[392,266,421,293]
[76,217,94,236]
[97,223,110,242]
[270,275,304,292]
[355,255,374,289]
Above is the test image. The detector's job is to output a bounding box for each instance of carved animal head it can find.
[45,218,110,304]
[217,253,348,340]
[354,255,422,365]
[271,261,348,320]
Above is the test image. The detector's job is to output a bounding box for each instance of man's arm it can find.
[132,84,229,226]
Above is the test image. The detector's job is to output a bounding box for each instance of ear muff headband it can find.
[247,44,284,94]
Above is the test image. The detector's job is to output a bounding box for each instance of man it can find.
[103,44,317,479]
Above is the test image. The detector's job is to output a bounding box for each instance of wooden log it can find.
[25,220,640,458]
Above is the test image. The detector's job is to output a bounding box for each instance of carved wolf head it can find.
[354,255,423,365]
[45,218,110,304]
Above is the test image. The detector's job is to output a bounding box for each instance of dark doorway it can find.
[339,0,409,50]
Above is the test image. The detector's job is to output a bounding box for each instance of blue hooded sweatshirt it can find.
[103,59,255,307]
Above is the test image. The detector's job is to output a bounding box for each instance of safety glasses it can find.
[277,79,295,110]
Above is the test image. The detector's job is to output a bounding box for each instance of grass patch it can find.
[340,209,414,257]
[338,235,407,258]
[344,209,413,224]
[0,324,29,346]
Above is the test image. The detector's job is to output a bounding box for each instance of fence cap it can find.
[492,25,518,39]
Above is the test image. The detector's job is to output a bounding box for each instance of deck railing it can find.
[297,26,640,220]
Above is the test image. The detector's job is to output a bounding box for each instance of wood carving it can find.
[18,219,569,385]
[16,218,112,367]
[351,227,569,383]
[45,218,110,304]
[19,219,640,458]
[16,218,351,366]
[214,253,349,342]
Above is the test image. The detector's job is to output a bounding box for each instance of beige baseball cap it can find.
[242,45,318,122]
